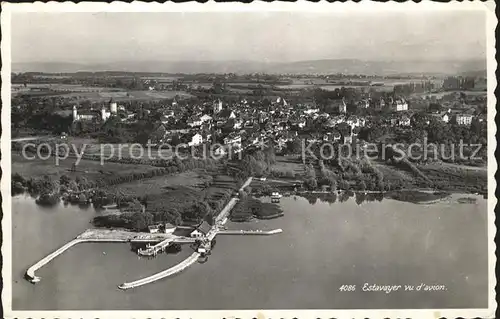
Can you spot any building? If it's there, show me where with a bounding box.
[430,111,450,123]
[213,145,227,156]
[398,115,411,127]
[72,105,96,122]
[187,116,203,128]
[163,223,176,234]
[190,221,212,238]
[332,131,341,142]
[218,109,236,119]
[101,105,111,121]
[276,96,288,106]
[187,133,203,146]
[304,108,319,115]
[213,100,223,114]
[358,99,370,109]
[352,127,361,137]
[343,134,353,144]
[200,114,213,123]
[455,114,474,126]
[109,100,118,114]
[148,225,160,234]
[377,98,386,110]
[394,98,408,111]
[337,99,347,114]
[346,116,365,128]
[224,133,242,148]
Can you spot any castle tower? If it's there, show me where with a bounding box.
[72,105,78,121]
[110,101,118,114]
[339,98,347,114]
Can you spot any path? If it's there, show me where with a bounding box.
[218,229,283,235]
[12,135,53,142]
[25,237,128,283]
[118,252,200,290]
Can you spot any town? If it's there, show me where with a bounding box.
[12,71,488,212]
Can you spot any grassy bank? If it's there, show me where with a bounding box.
[230,196,284,222]
[12,153,158,184]
[384,190,451,204]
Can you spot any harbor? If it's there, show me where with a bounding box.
[25,177,284,289]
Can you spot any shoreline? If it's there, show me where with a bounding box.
[253,188,484,205]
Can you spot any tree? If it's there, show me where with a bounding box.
[128,199,144,212]
[304,177,318,190]
[286,139,302,154]
[59,175,71,185]
[358,180,367,191]
[12,173,26,185]
[339,180,349,190]
[130,213,147,231]
[330,179,338,191]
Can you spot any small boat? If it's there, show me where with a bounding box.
[102,252,106,255]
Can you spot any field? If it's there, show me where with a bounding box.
[12,84,193,102]
[32,138,176,160]
[371,159,487,194]
[271,156,306,176]
[417,162,487,193]
[372,161,415,184]
[122,172,238,219]
[11,152,158,182]
[412,90,487,99]
[111,171,212,197]
[61,90,193,103]
[140,76,182,81]
[272,77,445,93]
[12,84,123,93]
[83,143,175,160]
[202,174,238,200]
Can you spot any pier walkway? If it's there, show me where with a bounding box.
[137,236,196,257]
[118,252,201,290]
[218,229,283,235]
[25,237,128,283]
[25,229,173,283]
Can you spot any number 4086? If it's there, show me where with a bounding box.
[339,285,356,292]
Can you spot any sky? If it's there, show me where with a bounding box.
[11,11,486,63]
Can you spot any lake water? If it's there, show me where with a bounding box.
[11,192,488,310]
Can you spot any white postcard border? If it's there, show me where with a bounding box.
[1,1,497,318]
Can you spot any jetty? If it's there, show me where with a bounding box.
[218,228,283,235]
[25,229,176,283]
[118,252,201,290]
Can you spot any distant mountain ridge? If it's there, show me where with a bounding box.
[12,59,486,76]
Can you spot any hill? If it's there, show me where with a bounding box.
[13,58,486,76]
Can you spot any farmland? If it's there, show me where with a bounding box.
[417,162,488,194]
[270,156,306,176]
[111,170,212,197]
[11,152,158,183]
[12,83,193,102]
